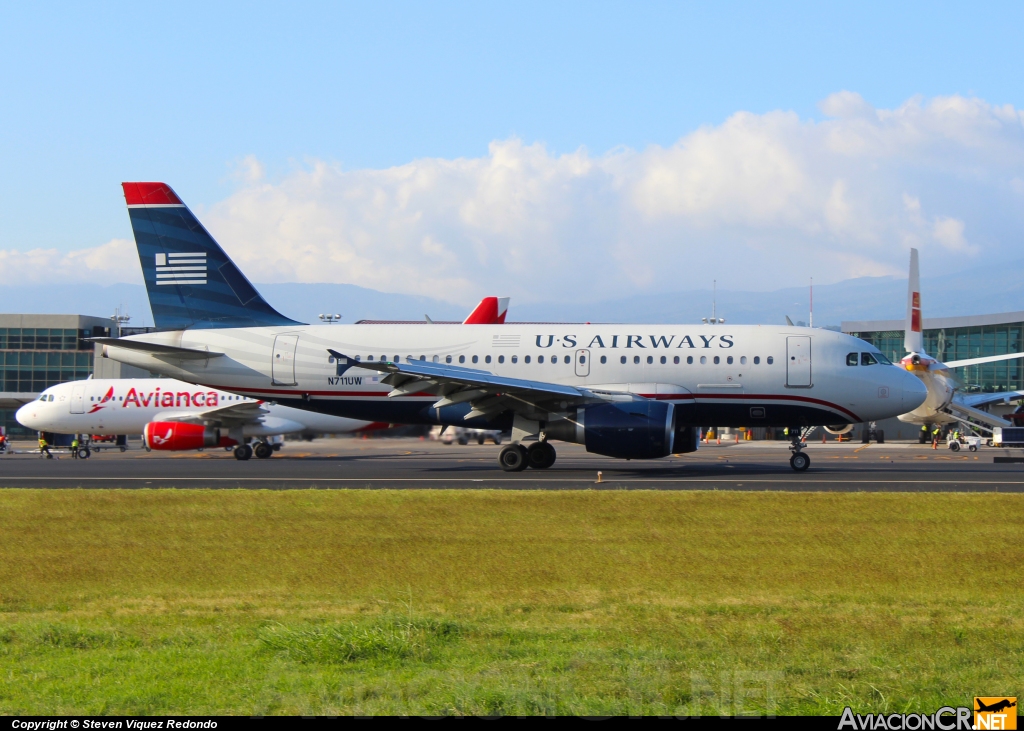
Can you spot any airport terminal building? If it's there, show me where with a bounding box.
[0,314,151,437]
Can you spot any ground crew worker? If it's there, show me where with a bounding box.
[38,433,53,459]
[71,436,80,459]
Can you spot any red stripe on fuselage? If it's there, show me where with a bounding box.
[198,384,861,422]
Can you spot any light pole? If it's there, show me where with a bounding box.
[319,314,342,324]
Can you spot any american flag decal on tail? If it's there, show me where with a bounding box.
[156,252,207,286]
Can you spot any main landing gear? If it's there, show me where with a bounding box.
[498,441,557,472]
[233,441,275,460]
[788,427,811,472]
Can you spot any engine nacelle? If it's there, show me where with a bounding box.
[144,421,235,451]
[547,401,676,459]
[823,424,854,435]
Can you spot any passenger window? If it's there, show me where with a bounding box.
[472,355,478,364]
[620,356,626,364]
[485,355,492,364]
[740,356,747,365]
[564,355,570,364]
[459,355,465,364]
[498,355,505,363]
[633,355,640,364]
[366,355,374,361]
[713,356,720,364]
[538,355,545,364]
[600,355,607,364]
[355,355,361,362]
[646,355,653,364]
[861,353,877,366]
[847,353,859,366]
[767,356,774,364]
[687,356,693,365]
[727,356,733,365]
[579,355,585,364]
[524,355,530,364]
[700,356,707,365]
[445,355,452,364]
[661,355,667,364]
[419,355,425,361]
[432,355,439,363]
[673,356,679,364]
[754,356,760,364]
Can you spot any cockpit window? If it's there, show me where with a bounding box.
[39,394,47,401]
[846,353,858,366]
[861,352,878,366]
[874,352,892,365]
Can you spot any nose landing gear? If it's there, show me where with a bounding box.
[789,428,811,472]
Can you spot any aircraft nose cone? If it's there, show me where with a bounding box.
[900,369,929,411]
[15,402,41,430]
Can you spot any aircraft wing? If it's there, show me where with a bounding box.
[154,401,268,427]
[944,352,1024,369]
[958,390,1024,409]
[328,350,636,420]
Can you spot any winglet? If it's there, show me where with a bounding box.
[464,296,510,324]
[905,248,923,354]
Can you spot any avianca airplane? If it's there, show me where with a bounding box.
[98,182,928,472]
[15,378,375,459]
[894,248,1024,432]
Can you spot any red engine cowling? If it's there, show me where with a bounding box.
[144,421,235,451]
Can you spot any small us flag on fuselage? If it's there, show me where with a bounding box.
[156,252,207,285]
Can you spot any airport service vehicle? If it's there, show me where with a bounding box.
[16,378,374,460]
[98,182,928,472]
[989,427,1024,448]
[946,433,981,452]
[431,425,503,445]
[893,249,1024,434]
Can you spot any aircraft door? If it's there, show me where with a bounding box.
[272,334,299,386]
[575,349,590,377]
[70,384,85,414]
[786,336,812,387]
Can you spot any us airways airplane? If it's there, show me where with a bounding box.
[97,182,928,472]
[15,378,375,459]
[894,248,1024,432]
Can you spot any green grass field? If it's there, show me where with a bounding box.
[0,489,1021,715]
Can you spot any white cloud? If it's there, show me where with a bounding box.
[24,93,1024,305]
[0,238,141,285]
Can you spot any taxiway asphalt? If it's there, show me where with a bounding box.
[2,438,1024,491]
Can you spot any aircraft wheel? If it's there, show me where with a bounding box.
[950,441,960,452]
[498,444,528,472]
[78,447,91,460]
[527,442,556,469]
[254,442,273,459]
[789,452,810,472]
[478,437,485,445]
[234,444,253,461]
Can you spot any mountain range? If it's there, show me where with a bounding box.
[3,256,1020,329]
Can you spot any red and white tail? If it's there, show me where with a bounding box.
[905,248,923,354]
[463,296,510,324]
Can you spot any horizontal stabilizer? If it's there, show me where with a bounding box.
[89,337,222,360]
[944,352,1024,369]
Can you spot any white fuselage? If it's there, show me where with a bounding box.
[100,324,928,429]
[16,378,371,436]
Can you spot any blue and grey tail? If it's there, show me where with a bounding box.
[122,182,302,330]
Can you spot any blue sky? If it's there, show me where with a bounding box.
[2,1,1023,301]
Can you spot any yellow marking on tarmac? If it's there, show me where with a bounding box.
[843,456,859,459]
[854,444,871,453]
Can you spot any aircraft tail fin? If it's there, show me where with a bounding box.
[463,296,510,324]
[121,183,302,330]
[905,248,923,354]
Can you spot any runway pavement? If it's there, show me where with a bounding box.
[3,437,1024,491]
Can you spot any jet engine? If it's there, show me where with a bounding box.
[546,401,699,459]
[823,424,854,435]
[144,421,236,451]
